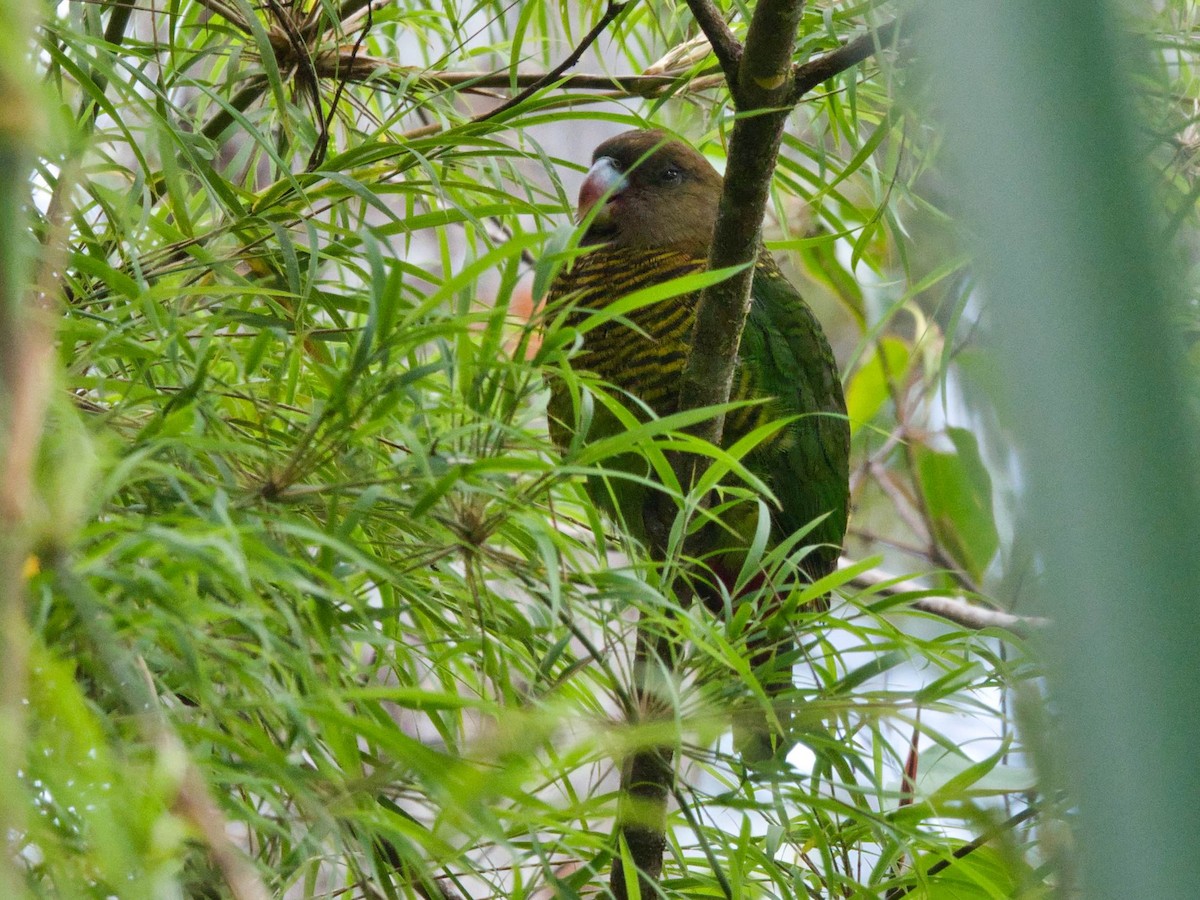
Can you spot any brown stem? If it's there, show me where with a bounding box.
[678,0,808,447]
[682,0,743,87]
[610,623,675,900]
[791,18,902,103]
[420,68,688,94]
[307,2,373,170]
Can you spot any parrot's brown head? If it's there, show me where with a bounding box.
[577,129,723,254]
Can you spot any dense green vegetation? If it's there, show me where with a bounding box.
[0,1,1196,897]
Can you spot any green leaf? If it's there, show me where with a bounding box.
[846,336,911,432]
[914,427,1000,581]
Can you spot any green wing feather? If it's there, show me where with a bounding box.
[738,258,850,582]
[730,259,850,762]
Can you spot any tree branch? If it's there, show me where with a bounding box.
[202,1,635,151]
[397,66,690,96]
[681,0,742,87]
[910,596,1046,636]
[791,18,902,103]
[430,68,680,92]
[612,11,910,894]
[844,558,1050,638]
[677,0,807,448]
[886,804,1040,898]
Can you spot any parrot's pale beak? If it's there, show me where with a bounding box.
[577,156,626,224]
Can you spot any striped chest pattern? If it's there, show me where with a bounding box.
[552,244,777,441]
[551,245,771,425]
[553,246,705,412]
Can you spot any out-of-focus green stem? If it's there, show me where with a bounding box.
[923,3,1200,897]
[0,0,42,895]
[0,157,31,899]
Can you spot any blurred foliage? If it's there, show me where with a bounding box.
[0,0,1194,897]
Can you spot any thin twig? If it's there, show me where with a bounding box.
[306,0,377,40]
[424,68,685,94]
[307,2,373,170]
[886,804,1040,898]
[191,0,250,33]
[171,751,272,900]
[844,558,1050,637]
[473,0,630,126]
[260,0,327,170]
[337,0,391,34]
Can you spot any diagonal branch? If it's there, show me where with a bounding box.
[682,0,742,87]
[844,558,1050,638]
[192,0,251,33]
[791,18,902,102]
[474,0,630,125]
[909,595,1047,636]
[886,804,1040,898]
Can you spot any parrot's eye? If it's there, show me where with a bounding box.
[659,165,683,183]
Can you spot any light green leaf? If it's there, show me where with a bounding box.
[915,427,1000,581]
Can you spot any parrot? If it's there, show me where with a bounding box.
[547,129,851,761]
